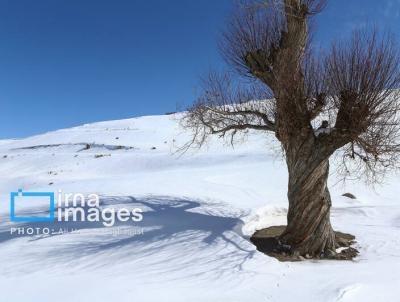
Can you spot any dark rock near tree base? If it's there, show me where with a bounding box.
[342,193,357,199]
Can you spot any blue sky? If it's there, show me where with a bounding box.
[0,0,399,138]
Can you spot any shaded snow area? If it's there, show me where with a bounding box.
[0,113,400,301]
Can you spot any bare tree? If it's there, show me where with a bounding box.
[181,0,400,259]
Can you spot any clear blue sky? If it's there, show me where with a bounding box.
[0,0,399,138]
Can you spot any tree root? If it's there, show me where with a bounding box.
[250,226,359,262]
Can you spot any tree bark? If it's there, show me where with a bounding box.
[279,137,337,258]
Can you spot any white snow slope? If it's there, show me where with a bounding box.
[0,113,399,302]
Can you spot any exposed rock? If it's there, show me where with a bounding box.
[342,193,357,199]
[94,154,111,158]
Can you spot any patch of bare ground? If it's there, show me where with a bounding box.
[250,226,358,261]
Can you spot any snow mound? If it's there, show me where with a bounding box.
[242,205,287,236]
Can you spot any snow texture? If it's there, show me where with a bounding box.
[0,113,399,301]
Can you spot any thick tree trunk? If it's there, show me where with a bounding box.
[250,141,358,260]
[279,138,337,258]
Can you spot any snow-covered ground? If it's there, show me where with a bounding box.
[0,113,399,301]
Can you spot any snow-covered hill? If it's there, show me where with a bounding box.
[0,113,399,301]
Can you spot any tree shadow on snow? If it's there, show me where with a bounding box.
[0,196,256,276]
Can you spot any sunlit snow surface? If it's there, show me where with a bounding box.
[0,114,399,301]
